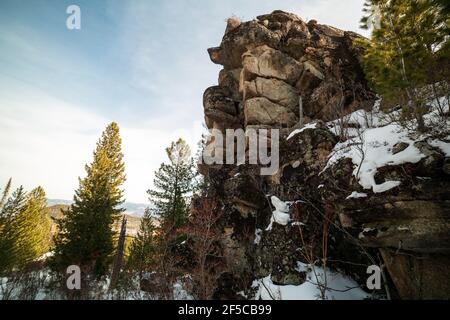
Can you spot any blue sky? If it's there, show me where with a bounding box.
[0,0,368,203]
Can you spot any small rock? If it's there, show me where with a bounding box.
[392,142,409,154]
[225,17,241,34]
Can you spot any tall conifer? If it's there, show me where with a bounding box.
[0,180,51,274]
[147,139,195,276]
[52,122,126,277]
[148,139,194,231]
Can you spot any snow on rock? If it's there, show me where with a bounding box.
[266,196,290,231]
[37,251,54,261]
[173,282,194,300]
[327,104,387,138]
[325,122,426,193]
[252,263,370,300]
[359,227,377,239]
[323,97,450,194]
[372,180,401,193]
[287,122,318,140]
[429,138,450,156]
[271,196,289,212]
[254,228,263,245]
[346,191,368,200]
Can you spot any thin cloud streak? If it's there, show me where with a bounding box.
[0,1,368,202]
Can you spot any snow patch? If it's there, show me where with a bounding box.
[325,123,425,193]
[292,160,301,168]
[37,251,54,261]
[253,263,370,300]
[287,122,318,140]
[266,196,290,231]
[359,227,377,239]
[173,282,194,300]
[429,139,450,156]
[254,228,263,245]
[346,191,368,200]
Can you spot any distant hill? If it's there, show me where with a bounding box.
[46,204,143,238]
[47,199,148,217]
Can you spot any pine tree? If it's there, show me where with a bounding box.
[52,122,126,278]
[148,138,195,231]
[147,138,195,276]
[0,180,26,273]
[127,208,156,278]
[429,0,450,15]
[11,186,52,268]
[358,0,449,131]
[0,178,12,210]
[193,135,212,197]
[0,180,51,274]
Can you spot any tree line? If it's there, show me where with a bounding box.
[0,122,222,299]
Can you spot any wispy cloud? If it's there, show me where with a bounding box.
[0,75,205,203]
[0,0,368,202]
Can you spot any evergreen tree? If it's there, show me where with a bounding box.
[358,0,449,131]
[0,178,12,210]
[148,138,195,231]
[0,180,51,274]
[193,135,212,197]
[11,187,52,268]
[147,138,195,276]
[0,180,26,273]
[52,122,126,277]
[429,0,450,15]
[127,208,156,278]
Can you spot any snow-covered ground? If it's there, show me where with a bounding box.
[255,197,372,300]
[252,262,371,300]
[0,268,193,300]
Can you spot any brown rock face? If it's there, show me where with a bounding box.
[201,10,449,299]
[242,45,304,85]
[244,77,298,110]
[244,97,297,127]
[204,10,375,131]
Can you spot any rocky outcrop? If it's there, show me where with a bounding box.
[321,139,450,299]
[201,11,450,299]
[204,11,376,135]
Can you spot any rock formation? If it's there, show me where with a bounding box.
[201,11,450,299]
